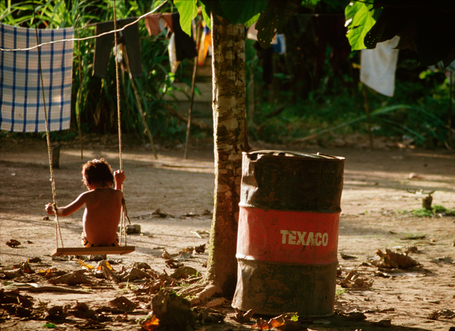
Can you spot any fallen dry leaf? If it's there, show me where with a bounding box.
[340,252,357,260]
[39,267,66,279]
[28,257,41,263]
[133,262,152,270]
[118,267,151,281]
[170,266,198,279]
[142,279,166,295]
[194,244,206,254]
[376,249,419,269]
[340,270,374,289]
[46,305,67,320]
[152,209,168,217]
[269,318,284,328]
[177,249,193,261]
[162,249,172,259]
[0,289,34,308]
[78,260,95,270]
[109,296,136,313]
[141,315,160,330]
[19,261,34,274]
[232,308,255,324]
[125,224,141,234]
[2,268,23,279]
[76,319,105,329]
[97,261,121,282]
[96,260,113,270]
[405,245,418,254]
[203,297,228,308]
[165,259,183,269]
[6,239,21,248]
[252,318,269,330]
[48,270,92,286]
[409,172,424,179]
[67,302,96,319]
[268,314,302,331]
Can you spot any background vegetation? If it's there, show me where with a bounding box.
[1,0,453,148]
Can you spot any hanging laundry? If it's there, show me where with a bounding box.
[198,23,211,66]
[144,13,173,36]
[0,23,73,132]
[172,12,197,62]
[272,34,286,54]
[93,18,142,78]
[360,36,400,97]
[168,32,179,73]
[429,59,455,73]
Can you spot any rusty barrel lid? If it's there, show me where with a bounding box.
[240,150,345,212]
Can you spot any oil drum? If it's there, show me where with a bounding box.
[232,150,344,316]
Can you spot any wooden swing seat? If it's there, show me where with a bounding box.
[51,246,135,257]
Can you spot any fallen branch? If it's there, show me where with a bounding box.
[19,285,90,294]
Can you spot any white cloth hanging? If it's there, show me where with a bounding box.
[360,36,400,97]
[168,32,179,73]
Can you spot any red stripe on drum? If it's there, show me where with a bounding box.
[236,206,339,264]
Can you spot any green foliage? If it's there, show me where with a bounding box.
[411,205,455,217]
[195,0,301,47]
[411,208,435,218]
[336,286,346,296]
[202,0,267,25]
[3,0,454,148]
[247,44,453,147]
[174,0,197,36]
[0,0,36,25]
[1,0,195,142]
[43,322,57,329]
[343,1,455,66]
[345,1,380,50]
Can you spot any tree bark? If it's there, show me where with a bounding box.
[204,14,247,298]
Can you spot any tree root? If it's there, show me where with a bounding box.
[177,281,223,307]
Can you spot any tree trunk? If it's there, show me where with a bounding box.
[205,14,247,298]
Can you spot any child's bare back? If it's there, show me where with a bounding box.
[45,158,125,247]
[80,187,123,245]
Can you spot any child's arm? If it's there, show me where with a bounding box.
[45,192,87,217]
[114,170,125,191]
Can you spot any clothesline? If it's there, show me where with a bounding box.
[0,1,166,52]
[0,0,204,133]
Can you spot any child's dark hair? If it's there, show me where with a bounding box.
[82,158,114,188]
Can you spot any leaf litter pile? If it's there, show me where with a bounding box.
[336,244,455,328]
[2,242,455,330]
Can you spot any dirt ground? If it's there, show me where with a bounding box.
[1,134,455,331]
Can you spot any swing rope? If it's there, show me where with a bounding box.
[31,3,65,250]
[35,0,130,252]
[113,0,123,172]
[113,0,128,247]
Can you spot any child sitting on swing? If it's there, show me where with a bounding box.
[45,158,125,247]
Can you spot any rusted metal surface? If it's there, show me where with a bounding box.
[232,150,344,316]
[239,150,344,212]
[234,259,338,316]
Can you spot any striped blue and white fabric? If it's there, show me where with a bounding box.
[0,23,74,132]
